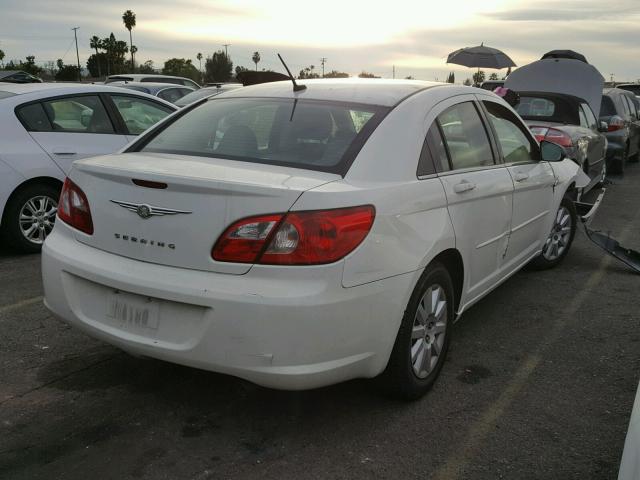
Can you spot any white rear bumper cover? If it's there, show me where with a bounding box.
[42,226,414,390]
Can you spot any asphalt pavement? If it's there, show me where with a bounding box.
[1,163,639,480]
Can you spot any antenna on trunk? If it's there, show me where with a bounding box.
[278,53,306,92]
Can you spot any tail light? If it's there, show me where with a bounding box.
[212,205,375,265]
[57,178,94,235]
[607,115,625,132]
[529,125,573,148]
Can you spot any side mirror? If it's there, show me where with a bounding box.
[540,140,566,162]
[598,121,608,133]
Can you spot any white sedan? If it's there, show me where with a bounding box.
[0,83,177,252]
[42,79,585,398]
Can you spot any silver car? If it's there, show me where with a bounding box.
[110,82,195,105]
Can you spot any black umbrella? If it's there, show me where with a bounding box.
[447,43,516,70]
[541,50,588,63]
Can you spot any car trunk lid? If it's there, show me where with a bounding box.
[69,152,340,274]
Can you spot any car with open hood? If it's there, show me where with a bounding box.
[505,55,607,192]
[42,79,587,398]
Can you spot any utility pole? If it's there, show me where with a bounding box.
[222,43,231,57]
[392,65,395,79]
[72,27,81,82]
[320,57,327,77]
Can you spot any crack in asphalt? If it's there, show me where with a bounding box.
[0,296,43,316]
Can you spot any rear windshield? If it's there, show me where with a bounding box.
[600,96,616,117]
[515,95,578,124]
[105,76,133,84]
[0,91,17,100]
[137,97,389,175]
[516,96,556,117]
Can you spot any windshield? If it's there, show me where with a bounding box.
[137,97,389,175]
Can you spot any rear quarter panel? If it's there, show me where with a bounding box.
[292,179,454,288]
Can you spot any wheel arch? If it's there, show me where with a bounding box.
[1,176,63,227]
[430,248,464,313]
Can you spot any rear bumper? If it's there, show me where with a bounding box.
[42,225,413,390]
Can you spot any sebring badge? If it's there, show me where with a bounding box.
[110,200,192,219]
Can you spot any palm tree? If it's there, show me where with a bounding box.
[196,52,203,80]
[130,45,138,71]
[89,35,101,78]
[0,49,5,68]
[122,10,136,71]
[252,51,260,71]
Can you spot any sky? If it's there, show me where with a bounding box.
[1,0,640,82]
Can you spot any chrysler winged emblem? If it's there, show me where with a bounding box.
[110,200,192,219]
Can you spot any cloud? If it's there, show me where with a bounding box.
[1,0,640,82]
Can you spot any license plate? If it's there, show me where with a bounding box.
[106,292,160,330]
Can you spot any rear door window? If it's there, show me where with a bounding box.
[623,95,637,119]
[16,102,53,131]
[41,95,114,133]
[437,102,494,170]
[138,98,388,175]
[110,95,174,135]
[600,96,616,117]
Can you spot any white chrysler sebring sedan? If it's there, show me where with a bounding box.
[42,79,584,399]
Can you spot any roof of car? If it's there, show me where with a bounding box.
[0,83,178,109]
[218,78,450,107]
[603,87,636,96]
[110,81,195,91]
[0,82,113,94]
[106,74,192,81]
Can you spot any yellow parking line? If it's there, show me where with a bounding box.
[431,218,633,480]
[0,296,43,315]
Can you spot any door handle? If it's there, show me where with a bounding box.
[52,148,77,155]
[453,180,476,193]
[514,173,529,182]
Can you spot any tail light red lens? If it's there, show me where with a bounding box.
[608,115,625,132]
[529,125,573,148]
[212,205,375,265]
[57,178,94,235]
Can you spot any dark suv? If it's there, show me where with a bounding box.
[600,88,640,174]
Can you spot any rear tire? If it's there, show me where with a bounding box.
[528,197,576,270]
[379,262,454,400]
[0,183,60,253]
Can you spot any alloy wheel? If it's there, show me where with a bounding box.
[19,195,58,244]
[542,206,572,261]
[411,284,447,379]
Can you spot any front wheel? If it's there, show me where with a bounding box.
[528,197,577,270]
[379,262,454,400]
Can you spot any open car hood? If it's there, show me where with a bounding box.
[505,58,605,117]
